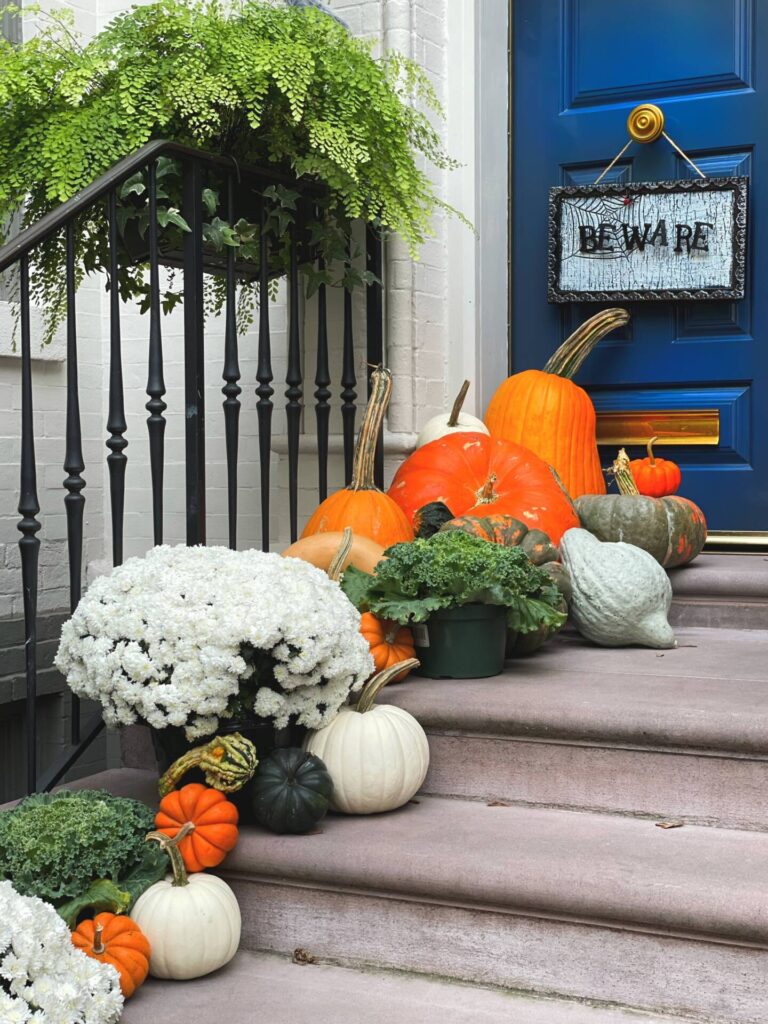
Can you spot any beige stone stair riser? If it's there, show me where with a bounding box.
[418,732,768,830]
[225,878,768,1024]
[670,599,768,630]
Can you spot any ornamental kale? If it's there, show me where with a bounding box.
[342,531,567,634]
[0,789,166,927]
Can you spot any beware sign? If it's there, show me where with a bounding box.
[547,177,747,302]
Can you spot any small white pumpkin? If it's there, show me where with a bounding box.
[305,659,429,814]
[560,527,676,649]
[416,380,489,448]
[131,825,241,980]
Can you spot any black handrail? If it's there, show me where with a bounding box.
[0,139,323,273]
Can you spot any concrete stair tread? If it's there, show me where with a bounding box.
[85,769,768,946]
[669,553,768,600]
[121,951,688,1024]
[388,627,768,754]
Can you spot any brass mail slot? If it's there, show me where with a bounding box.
[596,409,720,447]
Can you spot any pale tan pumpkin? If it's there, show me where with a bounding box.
[282,530,385,577]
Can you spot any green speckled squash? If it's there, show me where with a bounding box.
[575,449,706,568]
[251,748,333,835]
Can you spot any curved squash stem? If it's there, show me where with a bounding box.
[355,658,420,713]
[145,822,195,888]
[350,366,392,492]
[327,527,354,582]
[646,436,658,466]
[611,448,640,496]
[543,309,630,379]
[447,380,470,427]
[477,473,498,504]
[92,923,106,955]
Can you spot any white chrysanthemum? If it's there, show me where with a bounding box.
[56,544,374,737]
[0,882,123,1024]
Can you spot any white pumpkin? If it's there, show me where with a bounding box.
[416,380,489,448]
[305,659,429,814]
[131,827,241,980]
[560,527,676,649]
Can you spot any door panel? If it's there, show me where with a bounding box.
[511,0,767,531]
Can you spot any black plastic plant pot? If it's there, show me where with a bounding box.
[412,604,507,679]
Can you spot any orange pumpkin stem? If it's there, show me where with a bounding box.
[447,380,470,427]
[646,436,658,466]
[612,448,640,496]
[92,923,106,956]
[350,366,391,492]
[477,474,498,504]
[543,309,630,379]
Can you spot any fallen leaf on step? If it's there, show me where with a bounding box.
[655,820,684,829]
[655,653,665,658]
[292,948,317,965]
[487,800,510,807]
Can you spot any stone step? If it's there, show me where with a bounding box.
[121,950,691,1024]
[669,553,768,629]
[387,626,768,829]
[90,769,768,1024]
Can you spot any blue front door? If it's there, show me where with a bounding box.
[511,0,767,533]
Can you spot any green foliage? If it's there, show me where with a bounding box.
[0,789,166,925]
[342,531,568,634]
[0,0,461,341]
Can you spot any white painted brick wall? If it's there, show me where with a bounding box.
[0,0,470,610]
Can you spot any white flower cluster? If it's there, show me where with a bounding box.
[0,881,123,1024]
[56,545,374,739]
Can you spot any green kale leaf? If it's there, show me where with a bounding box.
[342,531,566,634]
[0,789,166,923]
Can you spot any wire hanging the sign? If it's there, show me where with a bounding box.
[595,104,706,184]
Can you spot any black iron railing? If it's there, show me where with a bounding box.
[0,141,384,795]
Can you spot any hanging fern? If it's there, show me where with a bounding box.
[0,0,462,341]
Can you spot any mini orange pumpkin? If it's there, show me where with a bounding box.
[360,613,416,682]
[629,437,682,497]
[71,913,150,998]
[302,367,414,548]
[155,782,239,873]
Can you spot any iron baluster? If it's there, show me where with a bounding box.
[256,198,274,552]
[106,191,128,567]
[182,158,206,545]
[340,247,357,485]
[17,254,41,793]
[285,221,302,543]
[146,160,167,546]
[314,253,331,501]
[366,226,385,489]
[222,173,241,550]
[63,222,86,745]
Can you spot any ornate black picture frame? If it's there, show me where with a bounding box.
[547,176,748,303]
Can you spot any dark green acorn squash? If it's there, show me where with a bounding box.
[251,748,333,835]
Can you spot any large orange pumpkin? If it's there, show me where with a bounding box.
[71,913,151,998]
[302,367,414,547]
[388,433,579,544]
[155,782,239,873]
[484,309,630,498]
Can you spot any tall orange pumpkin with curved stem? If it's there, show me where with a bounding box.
[302,366,414,547]
[485,309,630,498]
